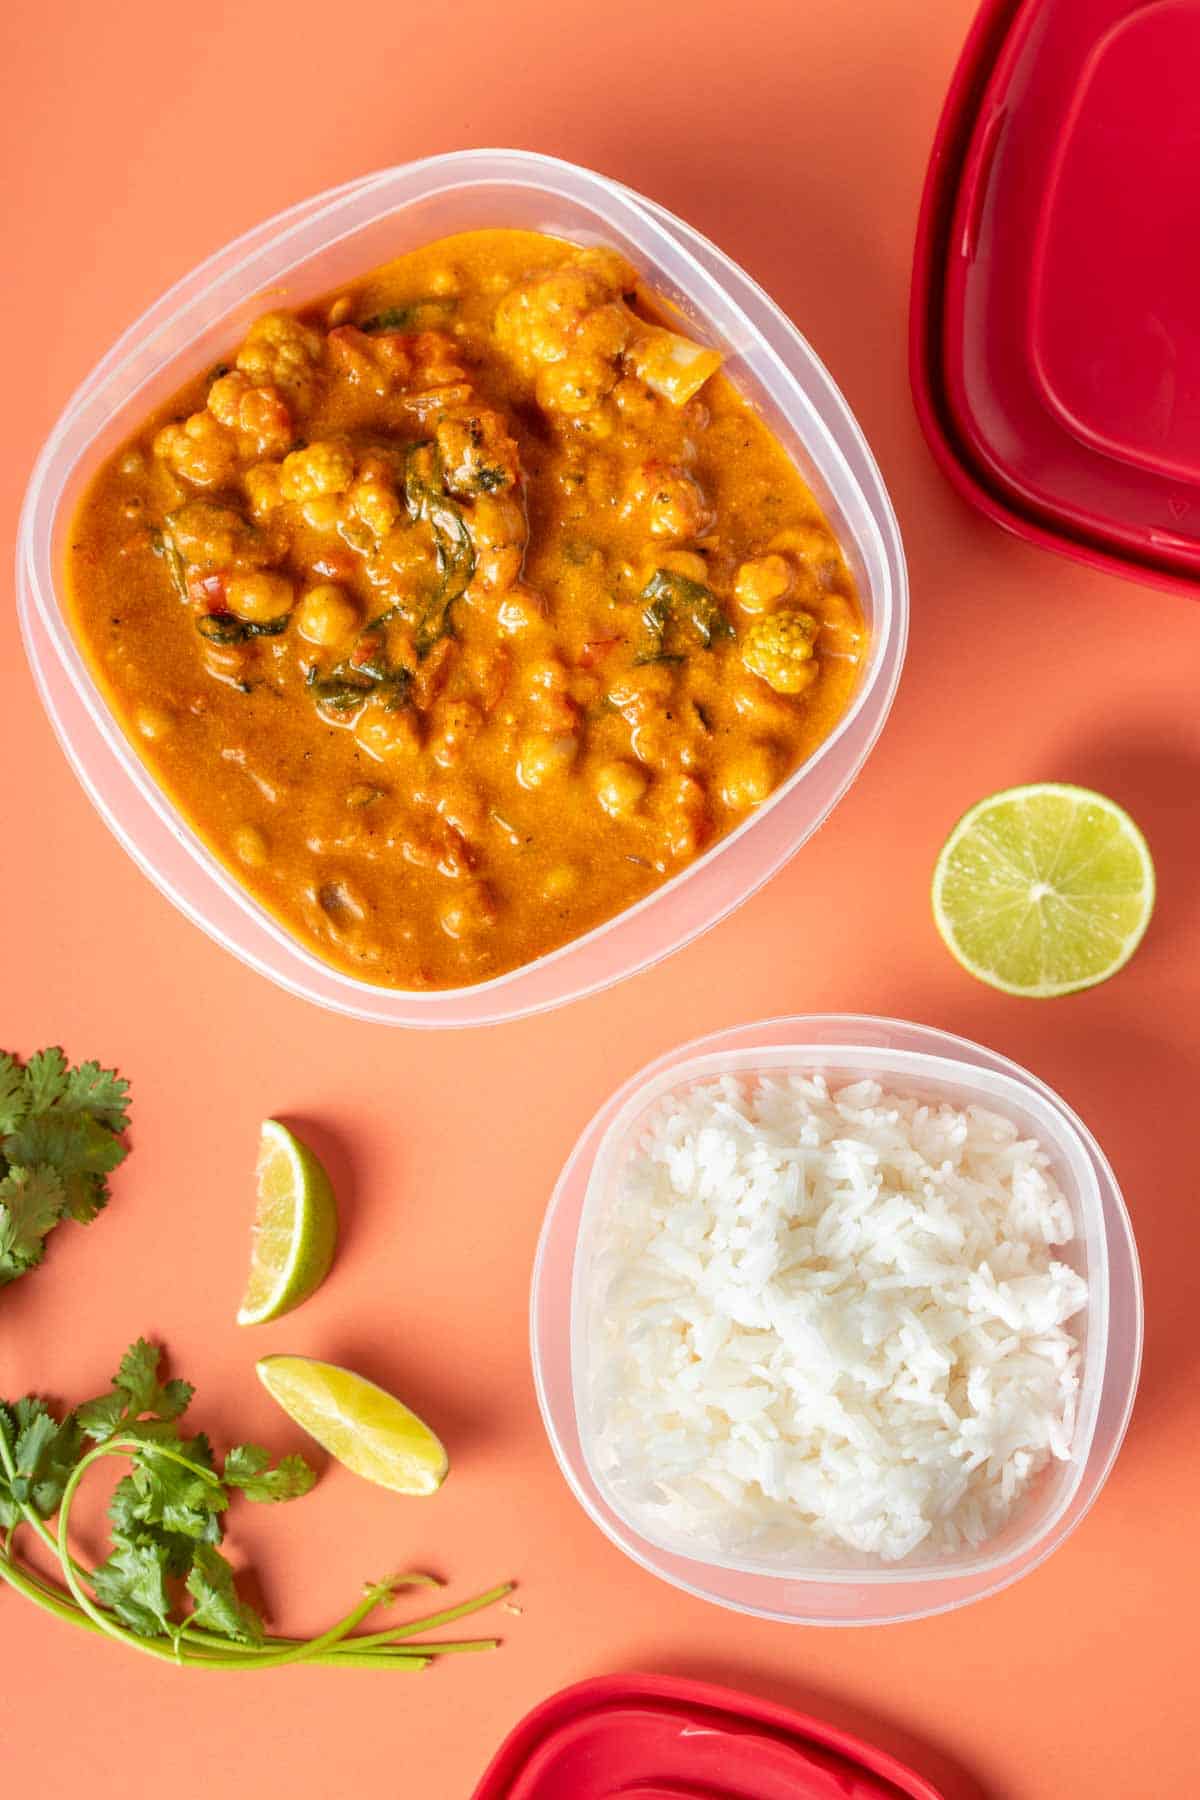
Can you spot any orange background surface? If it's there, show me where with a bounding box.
[2,1,1199,1794]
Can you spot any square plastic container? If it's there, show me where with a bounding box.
[531,1016,1142,1625]
[18,151,907,1027]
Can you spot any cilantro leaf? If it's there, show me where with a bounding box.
[91,1538,174,1637]
[4,1112,126,1224]
[77,1340,194,1442]
[107,1478,203,1578]
[0,1166,67,1283]
[11,1399,83,1517]
[124,1440,226,1541]
[223,1444,316,1502]
[0,1054,26,1135]
[186,1543,265,1645]
[22,1048,69,1113]
[0,1047,131,1285]
[60,1061,131,1133]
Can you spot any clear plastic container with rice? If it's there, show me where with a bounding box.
[532,1017,1142,1624]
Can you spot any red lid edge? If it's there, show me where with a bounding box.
[471,1673,947,1799]
[908,0,1200,599]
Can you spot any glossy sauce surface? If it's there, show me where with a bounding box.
[67,230,864,988]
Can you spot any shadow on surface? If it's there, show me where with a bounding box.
[318,1330,491,1465]
[1051,726,1200,953]
[272,1113,362,1260]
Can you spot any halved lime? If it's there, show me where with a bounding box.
[236,1121,338,1326]
[256,1355,448,1495]
[932,783,1155,996]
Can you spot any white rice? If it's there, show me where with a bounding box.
[583,1073,1088,1565]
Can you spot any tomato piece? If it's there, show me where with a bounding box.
[186,569,228,610]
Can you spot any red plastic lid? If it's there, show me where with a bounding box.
[471,1675,945,1799]
[910,0,1200,595]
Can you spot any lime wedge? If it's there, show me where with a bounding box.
[236,1121,338,1326]
[256,1355,448,1495]
[932,782,1155,996]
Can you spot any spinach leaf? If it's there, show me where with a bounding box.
[635,569,731,664]
[359,296,458,333]
[404,442,476,656]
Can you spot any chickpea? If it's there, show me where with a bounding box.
[571,408,615,442]
[232,824,269,868]
[345,783,385,808]
[225,571,294,624]
[496,585,546,635]
[647,547,710,586]
[135,704,175,742]
[430,699,482,769]
[624,462,713,541]
[536,354,616,415]
[766,524,840,598]
[295,583,360,647]
[659,774,710,861]
[348,475,401,540]
[243,463,283,519]
[354,702,421,761]
[611,376,660,427]
[542,863,579,902]
[734,553,794,614]
[301,494,344,533]
[526,655,570,695]
[574,297,635,361]
[438,881,498,940]
[594,759,648,820]
[718,743,779,810]
[517,731,577,789]
[816,590,864,653]
[606,660,676,712]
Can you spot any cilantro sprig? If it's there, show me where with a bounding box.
[0,1341,511,1671]
[0,1048,131,1287]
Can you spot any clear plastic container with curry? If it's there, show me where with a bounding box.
[66,229,865,990]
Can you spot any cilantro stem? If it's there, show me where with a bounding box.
[8,1421,511,1671]
[349,1581,515,1646]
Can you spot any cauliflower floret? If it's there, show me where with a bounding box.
[279,440,356,503]
[494,248,636,382]
[207,370,293,456]
[348,471,402,540]
[741,609,820,695]
[326,324,413,396]
[535,353,618,416]
[236,311,323,406]
[243,462,284,519]
[163,500,271,571]
[153,411,237,487]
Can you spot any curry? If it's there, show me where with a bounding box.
[66,230,865,989]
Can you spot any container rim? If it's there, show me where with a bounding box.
[19,151,908,1023]
[907,0,1200,599]
[530,1014,1143,1625]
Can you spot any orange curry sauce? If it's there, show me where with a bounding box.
[66,230,865,989]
